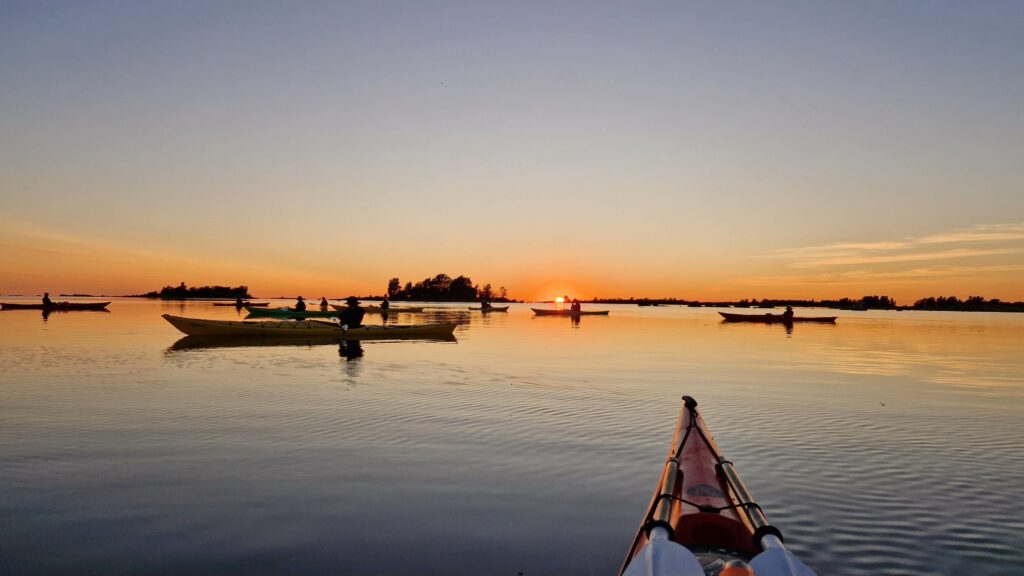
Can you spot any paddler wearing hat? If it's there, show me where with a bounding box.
[337,296,365,329]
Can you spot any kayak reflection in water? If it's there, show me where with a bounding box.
[319,296,329,311]
[338,296,365,328]
[338,340,363,361]
[294,296,306,311]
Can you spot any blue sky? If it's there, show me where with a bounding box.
[2,1,1022,300]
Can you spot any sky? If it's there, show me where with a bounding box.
[1,1,1022,303]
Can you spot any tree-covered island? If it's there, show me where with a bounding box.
[387,274,512,302]
[135,283,252,300]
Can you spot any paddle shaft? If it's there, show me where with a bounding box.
[718,450,817,575]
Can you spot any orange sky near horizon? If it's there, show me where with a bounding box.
[2,220,1022,304]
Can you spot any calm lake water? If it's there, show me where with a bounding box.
[1,299,1022,575]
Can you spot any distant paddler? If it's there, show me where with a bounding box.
[380,296,390,313]
[783,305,794,322]
[319,296,330,311]
[294,296,307,312]
[234,296,244,308]
[480,299,492,311]
[570,298,581,312]
[337,296,365,329]
[42,292,53,308]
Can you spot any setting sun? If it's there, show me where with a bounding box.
[554,297,565,303]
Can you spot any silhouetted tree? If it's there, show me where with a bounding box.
[478,283,494,301]
[389,273,510,301]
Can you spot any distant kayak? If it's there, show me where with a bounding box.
[532,308,609,316]
[619,396,817,576]
[162,314,456,338]
[468,306,509,312]
[1,301,110,311]
[212,302,270,307]
[719,312,836,324]
[245,307,340,318]
[329,304,424,313]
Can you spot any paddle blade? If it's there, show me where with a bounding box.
[749,545,817,576]
[622,529,705,576]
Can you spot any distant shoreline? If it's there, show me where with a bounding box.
[5,294,1021,313]
[579,297,1024,313]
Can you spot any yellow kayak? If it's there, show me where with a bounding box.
[169,332,456,350]
[162,314,456,338]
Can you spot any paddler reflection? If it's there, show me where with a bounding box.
[339,340,364,361]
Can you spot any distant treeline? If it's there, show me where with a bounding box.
[737,295,898,310]
[587,294,1023,312]
[911,296,1024,312]
[583,296,897,308]
[387,274,513,302]
[139,283,252,299]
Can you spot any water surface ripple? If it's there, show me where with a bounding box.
[1,301,1022,575]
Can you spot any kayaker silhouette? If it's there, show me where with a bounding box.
[782,306,794,322]
[380,296,390,311]
[294,296,306,311]
[571,298,581,312]
[234,296,243,307]
[319,297,329,311]
[42,292,52,307]
[338,296,365,328]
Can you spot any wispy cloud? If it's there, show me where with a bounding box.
[766,223,1024,269]
[789,247,1024,269]
[0,219,358,294]
[739,264,1024,287]
[739,223,1024,298]
[916,223,1024,245]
